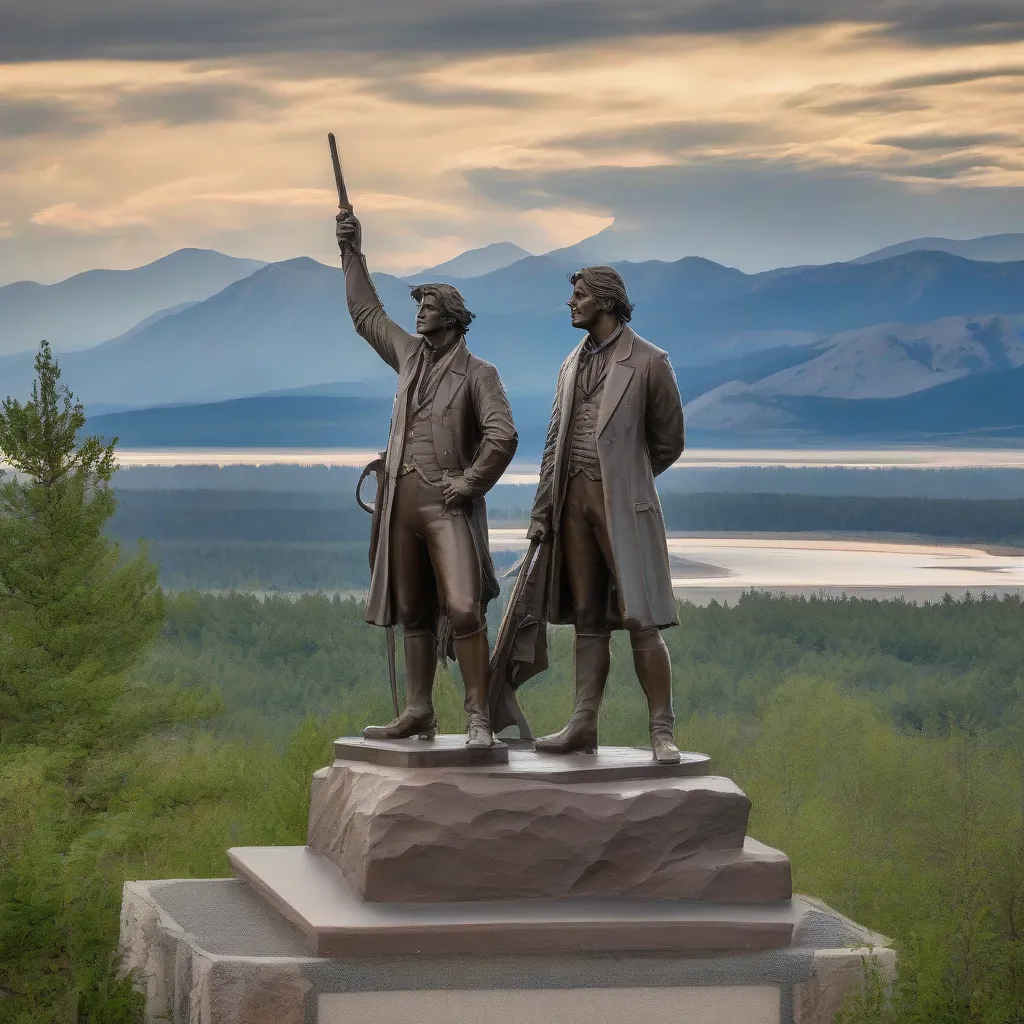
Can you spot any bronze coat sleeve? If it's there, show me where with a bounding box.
[646,351,685,477]
[342,251,415,372]
[529,362,566,531]
[461,362,519,497]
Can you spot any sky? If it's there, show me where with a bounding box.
[3,1,1024,283]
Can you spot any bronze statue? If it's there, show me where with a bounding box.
[527,266,684,763]
[335,211,518,748]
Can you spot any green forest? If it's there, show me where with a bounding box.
[4,343,1024,1022]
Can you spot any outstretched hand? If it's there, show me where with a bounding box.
[336,211,362,254]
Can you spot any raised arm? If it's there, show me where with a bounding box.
[337,212,416,372]
[646,350,685,477]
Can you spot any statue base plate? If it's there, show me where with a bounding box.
[337,735,509,768]
[334,736,710,780]
[229,845,799,957]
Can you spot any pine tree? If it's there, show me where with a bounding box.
[0,341,164,748]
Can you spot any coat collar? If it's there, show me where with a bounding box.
[598,327,637,435]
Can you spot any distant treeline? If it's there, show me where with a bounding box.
[110,489,1024,546]
[112,463,1024,500]
[660,492,1024,542]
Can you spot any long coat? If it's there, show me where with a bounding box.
[530,327,684,632]
[344,254,518,627]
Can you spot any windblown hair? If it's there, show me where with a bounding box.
[409,282,476,332]
[569,266,634,323]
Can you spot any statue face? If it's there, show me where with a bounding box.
[415,293,446,336]
[567,279,602,331]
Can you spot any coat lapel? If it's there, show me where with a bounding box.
[598,327,636,436]
[385,346,424,476]
[557,344,581,444]
[432,340,470,413]
[551,342,584,513]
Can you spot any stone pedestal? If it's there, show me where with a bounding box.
[120,737,896,1023]
[119,879,895,1024]
[304,741,788,904]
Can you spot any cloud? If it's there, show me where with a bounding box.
[31,201,154,234]
[789,63,1024,119]
[4,1,1024,63]
[116,80,289,125]
[548,120,757,155]
[874,3,1024,45]
[873,131,1021,151]
[0,98,101,138]
[363,76,547,109]
[886,65,1024,90]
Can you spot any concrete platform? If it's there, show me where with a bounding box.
[119,877,895,1024]
[229,845,799,957]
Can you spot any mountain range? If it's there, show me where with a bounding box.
[0,248,266,357]
[407,242,533,280]
[854,233,1024,265]
[5,232,1024,444]
[685,315,1024,437]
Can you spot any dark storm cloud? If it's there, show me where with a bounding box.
[4,1,1024,63]
[116,81,289,125]
[873,3,1024,45]
[874,131,1021,151]
[550,121,757,155]
[0,99,100,139]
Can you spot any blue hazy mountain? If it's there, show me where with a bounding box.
[87,391,555,454]
[853,234,1024,265]
[768,366,1024,440]
[410,242,533,280]
[81,316,1024,450]
[0,248,266,356]
[0,257,416,407]
[8,246,1024,428]
[87,395,397,450]
[686,315,1024,438]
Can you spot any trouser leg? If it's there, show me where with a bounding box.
[422,487,492,746]
[631,627,680,764]
[363,475,438,740]
[535,473,613,755]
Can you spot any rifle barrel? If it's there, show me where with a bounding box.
[328,132,352,212]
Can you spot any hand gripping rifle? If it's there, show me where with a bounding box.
[328,132,354,254]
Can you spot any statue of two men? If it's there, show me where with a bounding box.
[336,211,684,763]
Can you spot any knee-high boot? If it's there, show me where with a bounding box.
[455,626,493,748]
[534,632,611,754]
[363,630,438,740]
[631,628,681,764]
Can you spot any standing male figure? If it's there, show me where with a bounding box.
[528,266,684,763]
[336,211,517,747]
